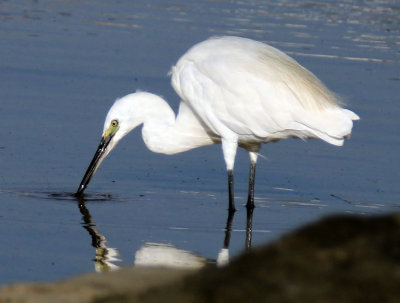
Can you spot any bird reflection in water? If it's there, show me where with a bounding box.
[74,197,255,270]
[76,197,122,272]
[218,207,253,266]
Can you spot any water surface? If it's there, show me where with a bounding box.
[0,0,399,286]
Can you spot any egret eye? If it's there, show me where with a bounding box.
[111,120,119,127]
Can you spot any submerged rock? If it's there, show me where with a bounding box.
[1,214,400,303]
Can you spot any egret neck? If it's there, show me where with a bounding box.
[138,93,216,155]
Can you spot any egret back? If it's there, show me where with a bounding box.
[171,36,359,146]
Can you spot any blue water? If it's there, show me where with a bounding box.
[0,0,399,286]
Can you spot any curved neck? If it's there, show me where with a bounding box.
[140,95,215,155]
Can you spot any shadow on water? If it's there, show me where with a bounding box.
[66,193,256,271]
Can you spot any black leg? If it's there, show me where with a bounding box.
[228,169,236,212]
[246,162,256,209]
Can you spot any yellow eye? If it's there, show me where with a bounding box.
[111,120,119,127]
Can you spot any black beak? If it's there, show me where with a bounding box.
[76,134,114,196]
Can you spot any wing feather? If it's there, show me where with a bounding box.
[171,36,358,145]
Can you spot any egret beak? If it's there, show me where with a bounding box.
[76,123,119,196]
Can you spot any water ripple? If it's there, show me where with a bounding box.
[0,189,120,202]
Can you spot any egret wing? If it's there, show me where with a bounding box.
[172,36,358,144]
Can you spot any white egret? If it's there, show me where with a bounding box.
[76,36,359,211]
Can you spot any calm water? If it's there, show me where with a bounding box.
[0,0,399,285]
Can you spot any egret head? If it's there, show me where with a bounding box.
[76,94,143,196]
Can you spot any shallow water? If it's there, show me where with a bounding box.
[0,0,399,285]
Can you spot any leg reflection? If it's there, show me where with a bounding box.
[217,210,235,266]
[223,210,235,249]
[218,206,255,266]
[246,206,254,251]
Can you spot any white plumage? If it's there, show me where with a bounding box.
[172,36,358,147]
[76,36,359,211]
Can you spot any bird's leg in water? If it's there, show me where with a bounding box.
[246,151,258,209]
[228,170,235,212]
[246,162,256,209]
